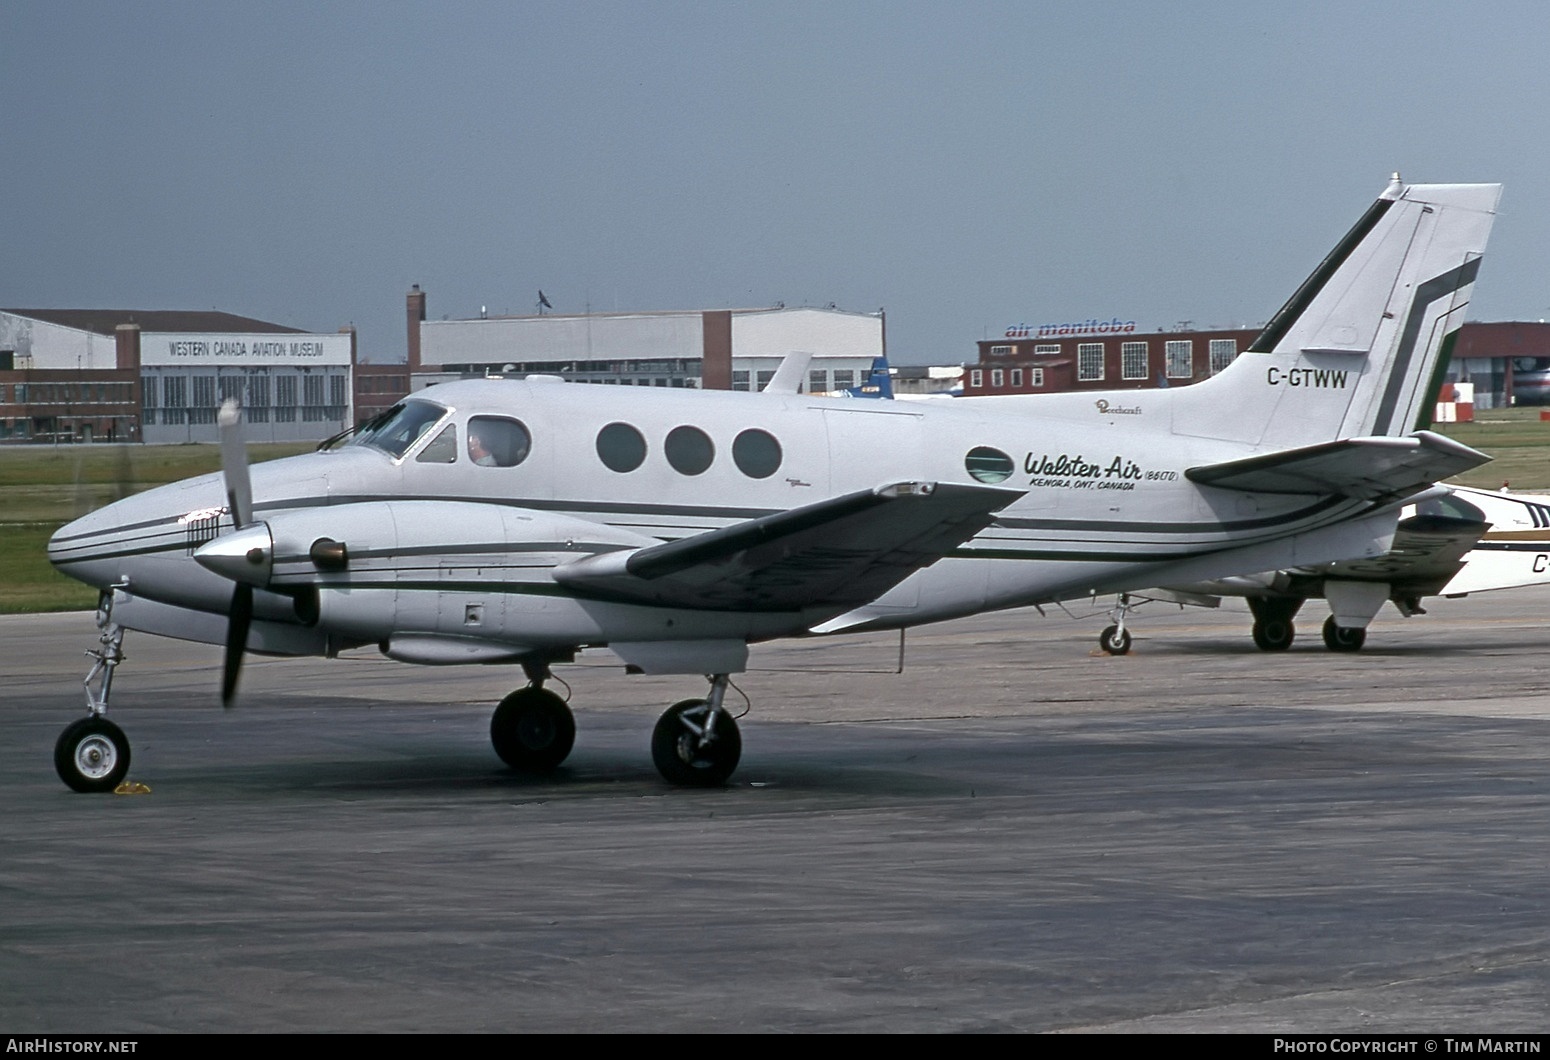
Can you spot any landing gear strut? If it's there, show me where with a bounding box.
[651,674,742,786]
[490,661,576,773]
[56,591,132,793]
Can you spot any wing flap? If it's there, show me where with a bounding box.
[1185,430,1488,501]
[553,481,1020,611]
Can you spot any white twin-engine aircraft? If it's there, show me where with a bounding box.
[48,178,1500,791]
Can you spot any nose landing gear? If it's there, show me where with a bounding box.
[56,591,132,793]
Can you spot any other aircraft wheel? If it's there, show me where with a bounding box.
[1322,615,1367,652]
[1252,618,1295,651]
[1098,624,1132,655]
[490,687,576,772]
[54,716,131,793]
[651,699,742,787]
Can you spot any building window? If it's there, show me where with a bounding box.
[162,376,187,425]
[1011,368,1023,388]
[991,369,1003,388]
[1034,344,1060,356]
[189,376,217,424]
[246,374,270,423]
[1031,368,1044,388]
[275,375,296,422]
[732,370,751,392]
[1209,339,1238,375]
[1078,344,1104,381]
[832,370,855,390]
[970,369,983,389]
[1166,340,1193,379]
[756,370,775,392]
[989,345,1013,357]
[1121,342,1148,380]
[808,369,828,394]
[142,376,157,410]
[330,375,347,409]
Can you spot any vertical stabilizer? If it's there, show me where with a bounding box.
[1172,179,1499,448]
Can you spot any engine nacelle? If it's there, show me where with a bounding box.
[252,500,656,644]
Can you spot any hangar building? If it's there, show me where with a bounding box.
[0,309,356,443]
[406,286,884,395]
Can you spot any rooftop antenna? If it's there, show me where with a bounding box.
[537,290,552,315]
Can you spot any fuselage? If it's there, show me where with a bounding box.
[49,376,1395,655]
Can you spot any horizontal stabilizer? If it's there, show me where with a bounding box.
[554,481,1020,612]
[1185,430,1488,501]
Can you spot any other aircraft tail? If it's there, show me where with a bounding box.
[1170,177,1500,450]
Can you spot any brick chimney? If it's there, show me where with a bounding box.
[406,284,426,372]
[114,323,141,370]
[701,310,732,390]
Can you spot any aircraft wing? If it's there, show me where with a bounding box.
[553,481,1020,611]
[1305,511,1486,588]
[1185,430,1488,501]
[1154,511,1488,604]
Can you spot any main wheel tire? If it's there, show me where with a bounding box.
[1099,624,1132,655]
[1322,615,1367,652]
[651,699,742,787]
[55,716,131,793]
[1252,618,1295,651]
[490,688,575,772]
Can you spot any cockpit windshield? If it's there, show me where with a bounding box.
[349,401,448,459]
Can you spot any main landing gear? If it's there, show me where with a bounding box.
[489,661,576,773]
[1321,614,1367,652]
[1248,597,1303,652]
[488,666,743,786]
[651,675,742,787]
[56,593,132,793]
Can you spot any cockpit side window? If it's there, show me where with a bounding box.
[351,401,448,459]
[467,416,532,468]
[415,423,458,464]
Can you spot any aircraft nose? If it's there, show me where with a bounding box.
[48,504,124,584]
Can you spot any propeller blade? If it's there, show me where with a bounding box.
[222,583,253,707]
[218,399,253,528]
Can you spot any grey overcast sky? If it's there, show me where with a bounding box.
[5,1,1550,364]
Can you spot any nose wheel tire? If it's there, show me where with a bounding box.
[491,688,576,772]
[1098,624,1132,655]
[55,717,131,793]
[1322,615,1367,652]
[652,699,742,787]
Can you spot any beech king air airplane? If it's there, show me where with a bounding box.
[48,177,1500,791]
[1093,482,1550,655]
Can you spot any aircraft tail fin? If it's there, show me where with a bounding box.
[850,356,894,399]
[1172,178,1500,449]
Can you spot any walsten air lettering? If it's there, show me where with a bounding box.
[1022,453,1145,479]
